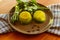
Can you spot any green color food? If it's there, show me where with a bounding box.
[19,11,32,24]
[33,10,46,23]
[11,0,48,24]
[11,5,20,23]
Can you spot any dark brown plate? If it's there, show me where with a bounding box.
[8,3,53,35]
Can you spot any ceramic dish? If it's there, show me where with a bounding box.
[7,3,53,34]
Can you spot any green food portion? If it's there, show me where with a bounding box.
[19,11,32,24]
[11,0,47,24]
[11,5,20,23]
[33,10,46,23]
[16,0,22,3]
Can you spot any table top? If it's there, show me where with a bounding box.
[0,0,60,40]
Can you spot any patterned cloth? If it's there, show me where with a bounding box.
[0,3,60,35]
[0,14,13,34]
[47,3,60,35]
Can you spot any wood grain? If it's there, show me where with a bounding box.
[0,0,60,40]
[0,32,60,40]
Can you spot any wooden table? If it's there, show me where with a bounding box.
[0,0,60,40]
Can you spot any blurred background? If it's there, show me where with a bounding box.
[0,0,58,13]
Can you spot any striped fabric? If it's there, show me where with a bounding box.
[47,3,60,35]
[0,14,13,34]
[0,3,60,35]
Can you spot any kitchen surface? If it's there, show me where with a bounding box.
[0,0,60,40]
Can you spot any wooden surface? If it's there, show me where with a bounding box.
[0,32,60,40]
[0,0,60,40]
